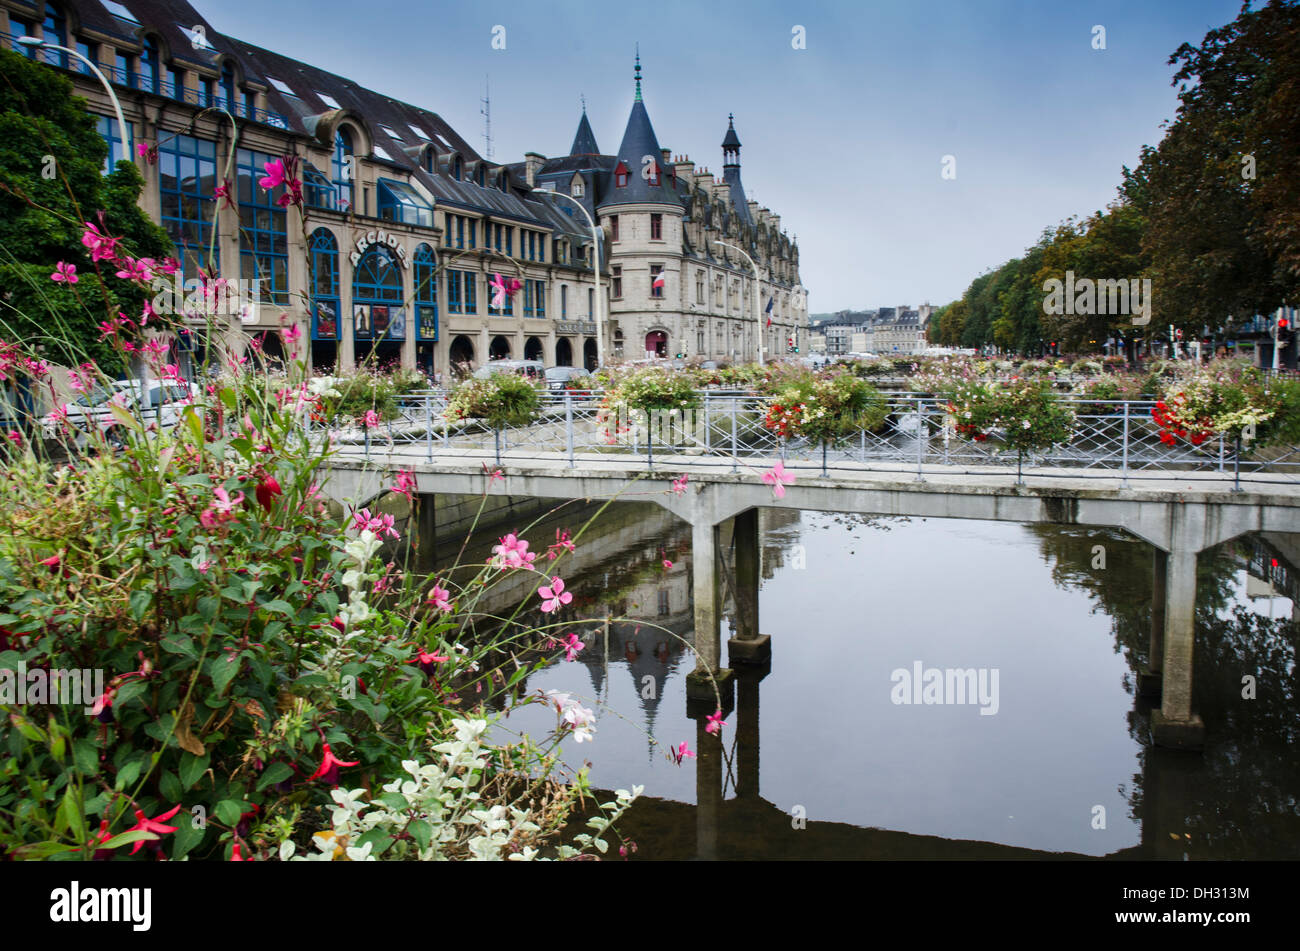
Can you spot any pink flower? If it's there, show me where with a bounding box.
[114,256,155,283]
[126,804,182,855]
[561,632,584,661]
[705,709,726,734]
[258,158,287,191]
[5,430,21,448]
[362,409,380,429]
[547,528,575,560]
[81,221,119,262]
[489,273,522,309]
[135,142,158,165]
[411,646,450,677]
[662,559,673,569]
[351,508,399,539]
[492,534,536,570]
[212,179,235,209]
[307,744,359,786]
[426,583,453,612]
[670,473,688,496]
[282,322,303,347]
[538,576,573,613]
[393,470,417,500]
[761,460,796,499]
[670,741,696,764]
[50,261,78,285]
[201,486,244,529]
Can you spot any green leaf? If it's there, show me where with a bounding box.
[159,769,182,803]
[114,678,149,710]
[129,589,152,622]
[10,841,79,860]
[114,758,143,791]
[356,827,395,857]
[170,811,206,860]
[179,751,210,791]
[255,762,293,792]
[407,819,433,851]
[215,799,243,826]
[259,599,296,618]
[71,740,98,777]
[99,829,159,851]
[208,654,242,696]
[160,633,199,659]
[58,786,86,844]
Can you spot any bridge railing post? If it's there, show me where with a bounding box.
[565,389,575,468]
[914,396,926,482]
[425,395,433,464]
[730,398,739,473]
[1121,400,1130,489]
[704,394,712,454]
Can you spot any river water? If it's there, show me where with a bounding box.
[424,500,1299,860]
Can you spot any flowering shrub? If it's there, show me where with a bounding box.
[328,366,427,426]
[444,373,541,429]
[762,369,888,444]
[1151,364,1278,447]
[0,214,665,862]
[1070,359,1103,377]
[601,366,701,413]
[1070,374,1144,415]
[946,378,1075,454]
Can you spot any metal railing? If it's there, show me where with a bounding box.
[318,391,1300,487]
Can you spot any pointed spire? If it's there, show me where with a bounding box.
[634,46,642,102]
[570,106,600,156]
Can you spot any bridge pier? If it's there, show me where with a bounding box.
[727,508,772,666]
[1138,549,1166,699]
[413,495,437,565]
[687,518,735,713]
[1152,547,1204,749]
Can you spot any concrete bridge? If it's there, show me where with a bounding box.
[319,448,1300,751]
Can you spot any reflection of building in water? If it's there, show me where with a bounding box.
[758,508,801,580]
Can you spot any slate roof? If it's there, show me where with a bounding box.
[569,109,599,156]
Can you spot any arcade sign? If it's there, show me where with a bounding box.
[350,229,411,269]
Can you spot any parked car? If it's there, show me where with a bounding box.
[471,360,546,382]
[544,366,593,390]
[42,378,199,448]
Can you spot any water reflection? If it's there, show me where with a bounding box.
[421,500,1300,860]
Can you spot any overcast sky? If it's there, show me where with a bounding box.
[200,0,1245,313]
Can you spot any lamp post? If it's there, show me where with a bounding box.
[18,39,131,170]
[714,240,763,366]
[20,37,151,423]
[532,187,604,370]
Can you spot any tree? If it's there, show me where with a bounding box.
[0,48,172,376]
[1122,0,1299,332]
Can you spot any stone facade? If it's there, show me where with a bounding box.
[4,0,804,377]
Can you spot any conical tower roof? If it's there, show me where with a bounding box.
[570,107,600,156]
[599,51,680,209]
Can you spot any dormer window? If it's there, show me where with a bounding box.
[571,175,584,198]
[477,165,485,187]
[423,148,435,174]
[452,156,462,180]
[614,162,628,188]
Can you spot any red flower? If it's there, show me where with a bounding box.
[230,842,245,861]
[255,474,282,512]
[308,743,359,786]
[127,804,183,855]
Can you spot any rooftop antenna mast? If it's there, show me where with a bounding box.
[480,75,493,160]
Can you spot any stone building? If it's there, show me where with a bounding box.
[2,0,805,376]
[527,57,805,362]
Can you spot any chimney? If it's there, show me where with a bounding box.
[523,152,546,187]
[694,168,713,195]
[674,154,695,182]
[714,180,731,207]
[770,214,781,232]
[747,200,759,221]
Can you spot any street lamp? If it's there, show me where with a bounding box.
[714,240,763,366]
[19,36,151,423]
[531,187,604,370]
[18,39,131,171]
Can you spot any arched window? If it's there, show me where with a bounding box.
[220,61,236,112]
[331,128,354,210]
[139,37,159,93]
[42,4,67,67]
[351,245,403,340]
[414,243,438,342]
[309,228,339,340]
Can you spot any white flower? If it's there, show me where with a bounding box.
[345,840,375,861]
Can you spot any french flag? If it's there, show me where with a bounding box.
[765,295,774,327]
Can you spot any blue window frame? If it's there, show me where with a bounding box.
[310,228,339,340]
[75,39,96,75]
[303,163,335,210]
[377,181,432,227]
[351,246,404,340]
[42,6,67,67]
[523,280,545,318]
[221,62,236,111]
[201,78,215,107]
[561,284,568,318]
[159,133,218,278]
[164,66,182,99]
[9,18,34,58]
[236,147,289,304]
[139,37,159,93]
[414,244,438,341]
[115,51,135,88]
[448,269,475,315]
[489,275,514,317]
[331,129,353,210]
[94,114,133,174]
